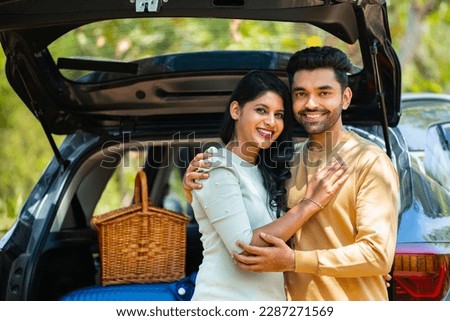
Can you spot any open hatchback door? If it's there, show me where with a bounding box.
[0,0,410,301]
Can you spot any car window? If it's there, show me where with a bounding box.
[163,167,193,218]
[93,144,197,220]
[398,100,450,151]
[93,149,146,216]
[48,17,362,81]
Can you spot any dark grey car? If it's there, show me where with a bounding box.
[0,0,448,301]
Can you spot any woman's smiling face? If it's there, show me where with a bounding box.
[230,90,285,159]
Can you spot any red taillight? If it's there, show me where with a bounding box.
[393,244,450,300]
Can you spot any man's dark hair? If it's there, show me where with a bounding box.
[287,46,352,91]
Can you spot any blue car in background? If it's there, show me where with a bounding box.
[393,93,450,301]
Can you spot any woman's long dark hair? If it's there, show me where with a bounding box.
[220,70,294,215]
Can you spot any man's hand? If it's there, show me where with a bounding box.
[384,273,392,288]
[302,158,349,210]
[182,152,212,203]
[232,233,295,272]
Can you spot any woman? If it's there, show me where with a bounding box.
[190,70,348,300]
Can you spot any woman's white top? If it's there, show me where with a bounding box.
[191,147,286,301]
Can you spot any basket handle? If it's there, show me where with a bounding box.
[134,171,149,211]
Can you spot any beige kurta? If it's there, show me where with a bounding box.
[285,131,399,301]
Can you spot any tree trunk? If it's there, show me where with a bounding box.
[398,0,440,67]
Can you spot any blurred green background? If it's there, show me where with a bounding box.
[1,1,449,236]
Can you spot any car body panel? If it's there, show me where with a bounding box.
[396,94,450,244]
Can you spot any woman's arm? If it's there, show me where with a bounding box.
[249,159,348,247]
[190,153,348,249]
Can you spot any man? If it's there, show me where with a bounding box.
[184,46,399,300]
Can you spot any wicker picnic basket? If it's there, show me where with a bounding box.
[92,171,189,286]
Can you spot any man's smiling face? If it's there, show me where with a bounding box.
[291,67,351,137]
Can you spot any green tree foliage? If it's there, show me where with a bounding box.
[388,0,449,92]
[0,54,60,233]
[1,3,449,235]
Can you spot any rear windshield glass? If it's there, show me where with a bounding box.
[48,17,362,82]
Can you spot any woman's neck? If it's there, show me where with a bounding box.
[226,140,259,164]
